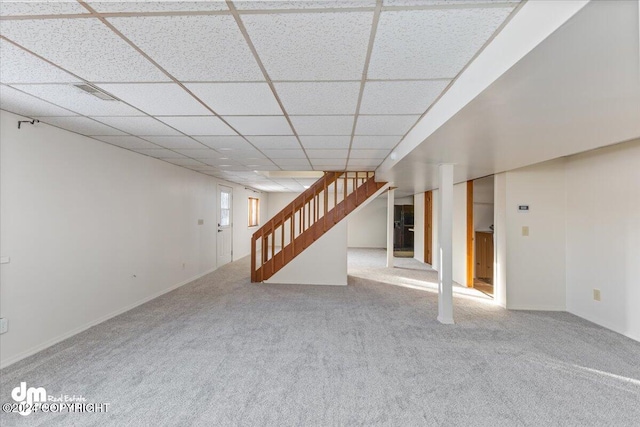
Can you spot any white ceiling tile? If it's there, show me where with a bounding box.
[295,178,319,186]
[355,115,419,135]
[0,18,169,82]
[133,148,186,159]
[226,150,267,160]
[95,116,182,135]
[89,1,228,13]
[349,148,390,159]
[163,158,208,167]
[291,116,354,135]
[236,1,375,10]
[238,158,276,167]
[300,136,351,149]
[262,149,307,159]
[41,116,126,136]
[383,0,519,5]
[279,164,313,171]
[108,15,263,81]
[96,83,211,116]
[174,149,223,159]
[223,116,292,136]
[241,12,373,80]
[351,135,400,149]
[0,1,89,16]
[347,158,382,167]
[271,158,312,167]
[204,161,245,169]
[142,136,205,150]
[159,116,236,135]
[93,136,160,150]
[0,85,76,117]
[246,136,300,150]
[368,8,513,79]
[274,82,360,115]
[306,149,349,159]
[11,84,144,116]
[360,80,450,114]
[0,40,80,84]
[185,83,281,116]
[311,159,347,168]
[193,136,248,150]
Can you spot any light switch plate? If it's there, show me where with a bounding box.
[198,219,204,225]
[593,289,601,301]
[0,318,7,334]
[522,226,529,237]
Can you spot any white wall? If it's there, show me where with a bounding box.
[0,110,267,367]
[504,158,567,310]
[413,192,425,262]
[347,197,387,248]
[452,183,467,286]
[565,140,640,341]
[494,173,507,307]
[265,221,348,286]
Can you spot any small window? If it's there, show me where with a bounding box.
[248,197,260,227]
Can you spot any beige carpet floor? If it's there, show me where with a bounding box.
[1,249,639,426]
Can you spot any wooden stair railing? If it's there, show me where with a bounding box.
[251,171,387,282]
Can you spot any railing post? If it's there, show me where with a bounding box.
[355,171,359,204]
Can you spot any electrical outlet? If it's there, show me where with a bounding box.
[593,289,601,301]
[522,226,529,237]
[198,219,204,225]
[0,318,7,334]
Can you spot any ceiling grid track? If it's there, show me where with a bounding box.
[345,0,383,171]
[75,0,282,173]
[225,0,313,170]
[0,0,524,190]
[0,36,249,171]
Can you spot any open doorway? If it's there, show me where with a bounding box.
[469,176,495,296]
[394,198,414,258]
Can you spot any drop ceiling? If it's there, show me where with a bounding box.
[0,0,520,192]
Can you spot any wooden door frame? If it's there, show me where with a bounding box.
[424,191,433,265]
[466,181,474,287]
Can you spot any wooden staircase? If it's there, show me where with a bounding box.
[251,171,387,282]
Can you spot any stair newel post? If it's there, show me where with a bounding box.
[251,235,256,282]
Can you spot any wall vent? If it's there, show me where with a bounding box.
[74,84,117,101]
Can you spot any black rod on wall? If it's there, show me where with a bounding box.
[17,119,39,129]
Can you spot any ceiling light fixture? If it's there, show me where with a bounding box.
[73,84,117,101]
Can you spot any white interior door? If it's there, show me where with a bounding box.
[217,185,233,267]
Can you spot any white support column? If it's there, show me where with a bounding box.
[437,164,454,324]
[386,187,395,268]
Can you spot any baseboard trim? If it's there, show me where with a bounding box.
[0,266,217,369]
[507,305,566,311]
